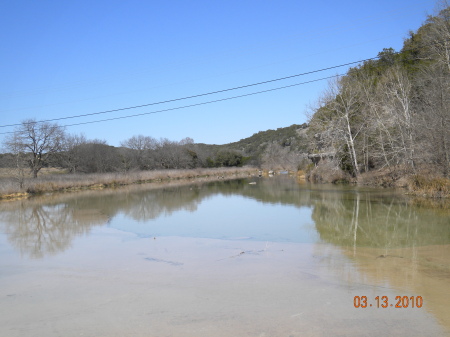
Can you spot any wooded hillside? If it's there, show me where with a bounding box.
[306,4,450,185]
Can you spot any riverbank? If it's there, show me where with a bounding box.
[306,162,450,199]
[0,167,259,201]
[360,171,449,199]
[2,165,448,202]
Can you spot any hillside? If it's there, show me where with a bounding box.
[227,123,309,154]
[195,123,309,165]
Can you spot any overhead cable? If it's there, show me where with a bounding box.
[0,74,342,135]
[0,58,377,128]
[1,38,447,131]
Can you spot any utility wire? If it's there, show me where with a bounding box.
[0,35,395,114]
[1,38,447,131]
[0,57,378,129]
[0,74,342,135]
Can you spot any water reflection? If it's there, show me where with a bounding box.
[311,189,450,248]
[0,177,449,334]
[0,177,448,259]
[0,201,108,258]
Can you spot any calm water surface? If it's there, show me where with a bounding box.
[0,177,449,336]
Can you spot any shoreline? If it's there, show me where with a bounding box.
[305,165,450,200]
[1,167,448,204]
[0,167,260,201]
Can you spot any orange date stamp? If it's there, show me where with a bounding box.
[354,296,423,308]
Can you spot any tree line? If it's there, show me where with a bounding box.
[1,123,253,178]
[1,119,311,179]
[306,3,450,179]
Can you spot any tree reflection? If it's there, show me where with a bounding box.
[0,200,109,258]
[0,178,310,258]
[120,186,202,221]
[1,177,448,258]
[312,190,450,248]
[0,183,222,258]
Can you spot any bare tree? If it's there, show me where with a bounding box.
[417,2,450,176]
[358,72,400,169]
[417,63,450,176]
[61,133,87,173]
[321,76,364,176]
[154,138,197,169]
[120,135,158,170]
[4,119,65,178]
[379,66,416,171]
[422,1,450,71]
[4,132,27,187]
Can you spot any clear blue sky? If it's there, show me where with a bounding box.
[0,0,437,148]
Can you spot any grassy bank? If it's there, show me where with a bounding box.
[0,167,259,201]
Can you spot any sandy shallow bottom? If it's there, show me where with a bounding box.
[0,228,448,337]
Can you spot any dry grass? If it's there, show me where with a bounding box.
[0,167,67,178]
[0,168,17,178]
[407,174,450,198]
[357,166,410,188]
[306,162,449,200]
[0,167,258,200]
[358,166,450,199]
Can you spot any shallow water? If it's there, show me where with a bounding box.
[0,177,449,336]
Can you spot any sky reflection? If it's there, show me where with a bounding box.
[110,193,317,243]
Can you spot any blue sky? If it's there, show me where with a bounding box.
[0,0,437,148]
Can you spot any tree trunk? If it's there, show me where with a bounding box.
[346,115,360,176]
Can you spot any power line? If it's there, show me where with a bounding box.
[1,38,447,132]
[0,35,396,115]
[0,57,377,129]
[0,74,342,135]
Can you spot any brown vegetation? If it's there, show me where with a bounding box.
[407,173,450,198]
[356,166,410,188]
[0,167,258,201]
[306,160,352,184]
[306,162,450,199]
